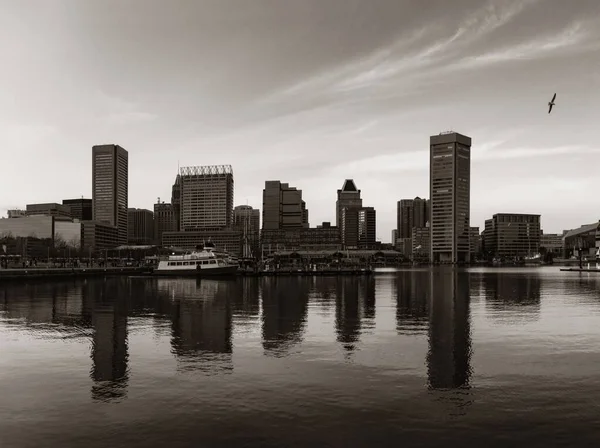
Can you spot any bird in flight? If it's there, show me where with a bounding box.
[548,93,557,114]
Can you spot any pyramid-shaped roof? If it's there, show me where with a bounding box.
[341,179,358,192]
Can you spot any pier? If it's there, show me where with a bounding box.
[0,266,151,282]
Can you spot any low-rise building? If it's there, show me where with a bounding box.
[412,227,430,262]
[162,228,243,256]
[540,231,563,255]
[26,203,72,219]
[484,213,541,258]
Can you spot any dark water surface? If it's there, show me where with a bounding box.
[2,267,600,447]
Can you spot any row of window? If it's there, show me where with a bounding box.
[167,259,218,266]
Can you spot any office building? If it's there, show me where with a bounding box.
[262,181,309,230]
[26,203,72,219]
[358,207,377,249]
[469,226,481,261]
[412,226,431,261]
[336,179,362,228]
[397,197,428,239]
[92,144,128,245]
[154,202,176,246]
[484,213,541,258]
[179,165,233,230]
[63,198,93,221]
[429,132,471,263]
[540,231,563,255]
[127,208,154,245]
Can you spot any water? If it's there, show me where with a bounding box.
[2,267,600,447]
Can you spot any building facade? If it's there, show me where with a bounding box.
[260,223,341,255]
[540,231,563,255]
[179,165,233,230]
[429,132,471,263]
[262,180,309,230]
[162,229,242,256]
[153,202,176,246]
[484,213,541,258]
[336,179,362,228]
[26,203,72,219]
[233,205,260,257]
[92,144,129,245]
[127,208,154,245]
[412,226,431,262]
[469,226,481,260]
[81,221,120,252]
[358,207,377,249]
[63,198,93,221]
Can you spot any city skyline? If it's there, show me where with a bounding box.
[2,0,600,241]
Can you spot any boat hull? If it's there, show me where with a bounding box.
[152,265,238,277]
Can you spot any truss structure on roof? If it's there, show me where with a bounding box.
[179,165,233,177]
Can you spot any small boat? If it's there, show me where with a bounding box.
[153,242,238,276]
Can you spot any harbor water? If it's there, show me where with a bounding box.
[1,267,600,447]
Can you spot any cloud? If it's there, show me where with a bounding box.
[458,20,592,68]
[325,143,599,177]
[105,111,157,125]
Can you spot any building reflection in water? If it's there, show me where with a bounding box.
[482,274,542,323]
[426,269,472,391]
[231,277,260,322]
[87,279,130,402]
[335,278,362,353]
[395,270,430,335]
[168,279,234,374]
[261,277,309,357]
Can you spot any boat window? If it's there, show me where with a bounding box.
[202,260,208,265]
[177,262,183,266]
[210,260,216,264]
[168,262,173,266]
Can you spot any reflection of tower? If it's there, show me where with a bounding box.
[261,277,308,357]
[395,271,429,335]
[170,280,233,373]
[231,277,260,319]
[89,281,129,402]
[362,276,376,321]
[426,269,472,389]
[335,278,362,352]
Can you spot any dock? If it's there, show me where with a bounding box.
[560,268,600,273]
[0,266,151,281]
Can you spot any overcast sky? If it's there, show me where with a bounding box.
[2,0,600,241]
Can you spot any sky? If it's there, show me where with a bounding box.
[1,0,600,241]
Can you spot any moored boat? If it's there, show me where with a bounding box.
[153,242,238,276]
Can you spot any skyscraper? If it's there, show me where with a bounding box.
[429,132,471,263]
[92,144,128,245]
[179,165,234,230]
[397,197,428,239]
[336,179,362,228]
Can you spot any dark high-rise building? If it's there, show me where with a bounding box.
[179,165,233,230]
[63,198,93,221]
[341,206,376,249]
[336,179,362,228]
[358,207,376,249]
[127,208,154,245]
[262,181,308,230]
[397,197,428,239]
[429,132,471,263]
[92,144,129,246]
[171,174,181,231]
[153,202,175,246]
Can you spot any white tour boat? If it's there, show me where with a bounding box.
[153,242,239,276]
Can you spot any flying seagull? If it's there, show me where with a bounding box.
[548,93,556,114]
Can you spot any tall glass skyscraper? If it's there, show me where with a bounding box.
[429,132,471,263]
[92,144,129,245]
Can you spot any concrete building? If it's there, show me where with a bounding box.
[336,179,362,228]
[92,144,128,246]
[391,229,397,246]
[26,203,72,219]
[429,132,471,263]
[81,221,120,252]
[7,210,26,218]
[233,205,260,257]
[179,165,233,230]
[127,208,154,245]
[484,213,541,258]
[562,223,599,259]
[262,181,309,230]
[260,223,341,255]
[153,202,176,246]
[63,198,93,221]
